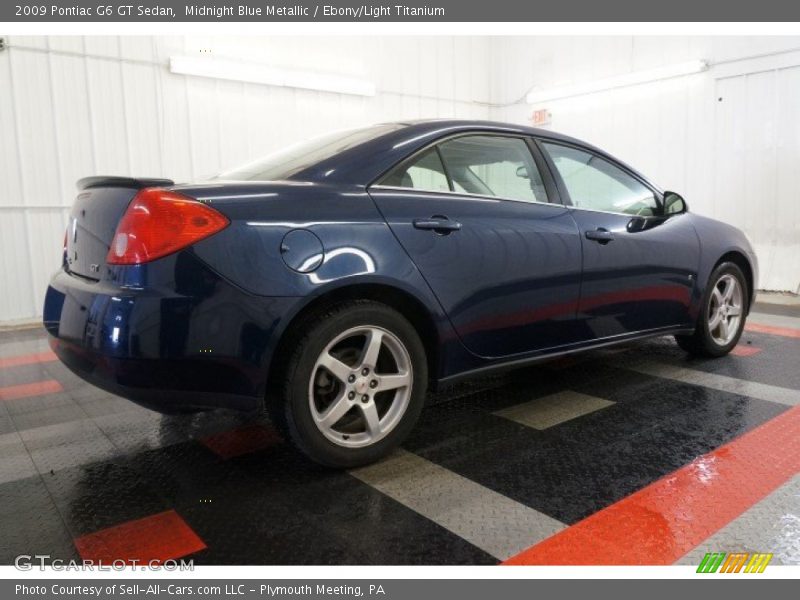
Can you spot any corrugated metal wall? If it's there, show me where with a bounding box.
[489,36,800,293]
[0,35,491,323]
[2,35,799,324]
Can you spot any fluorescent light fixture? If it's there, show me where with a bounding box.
[170,56,377,97]
[526,59,708,104]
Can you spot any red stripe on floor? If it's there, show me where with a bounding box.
[0,379,63,401]
[0,350,57,369]
[745,322,800,339]
[74,510,206,565]
[730,344,762,357]
[504,404,800,565]
[200,424,282,459]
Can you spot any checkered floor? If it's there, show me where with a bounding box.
[1,309,798,565]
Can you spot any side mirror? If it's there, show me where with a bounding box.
[663,191,688,215]
[516,165,530,179]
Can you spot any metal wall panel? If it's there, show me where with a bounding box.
[26,208,69,312]
[186,75,222,179]
[121,62,164,176]
[3,35,797,324]
[82,36,120,58]
[50,53,95,204]
[713,67,800,291]
[490,36,800,293]
[0,211,36,322]
[0,51,24,209]
[158,67,194,182]
[0,35,491,323]
[85,56,131,175]
[10,48,62,208]
[774,67,800,292]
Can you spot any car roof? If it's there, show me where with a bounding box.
[392,118,580,144]
[265,119,662,194]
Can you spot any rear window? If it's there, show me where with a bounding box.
[217,124,404,181]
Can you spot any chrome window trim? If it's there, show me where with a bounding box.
[368,131,555,203]
[369,129,670,218]
[537,138,665,215]
[369,184,561,209]
[370,186,675,218]
[562,204,674,219]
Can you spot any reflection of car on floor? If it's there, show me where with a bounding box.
[43,120,758,467]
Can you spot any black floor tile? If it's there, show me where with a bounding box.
[407,371,788,524]
[41,460,171,537]
[1,326,797,565]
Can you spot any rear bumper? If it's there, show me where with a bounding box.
[48,335,258,413]
[43,265,298,413]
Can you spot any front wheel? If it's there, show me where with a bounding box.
[675,262,748,357]
[270,300,427,468]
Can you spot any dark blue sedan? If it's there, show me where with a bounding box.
[44,120,758,467]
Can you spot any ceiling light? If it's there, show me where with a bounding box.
[526,59,709,104]
[169,56,377,97]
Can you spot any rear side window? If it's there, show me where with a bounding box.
[378,134,548,203]
[218,123,404,181]
[542,143,659,216]
[379,148,450,193]
[438,136,546,203]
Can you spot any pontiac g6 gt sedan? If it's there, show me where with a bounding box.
[44,120,758,467]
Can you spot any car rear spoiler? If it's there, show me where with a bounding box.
[77,176,175,191]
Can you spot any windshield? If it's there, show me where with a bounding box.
[217,123,404,181]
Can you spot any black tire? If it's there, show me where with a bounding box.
[675,261,749,357]
[268,299,428,468]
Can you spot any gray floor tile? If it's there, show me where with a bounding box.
[678,475,800,566]
[0,432,38,485]
[494,390,615,430]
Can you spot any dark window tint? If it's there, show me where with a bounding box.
[378,148,451,192]
[218,124,403,181]
[438,136,547,203]
[542,143,658,216]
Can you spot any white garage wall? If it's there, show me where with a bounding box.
[0,35,491,324]
[2,35,799,325]
[489,36,800,293]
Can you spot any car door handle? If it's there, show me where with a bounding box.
[585,228,615,244]
[413,217,462,233]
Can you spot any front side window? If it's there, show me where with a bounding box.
[438,136,547,203]
[542,143,659,216]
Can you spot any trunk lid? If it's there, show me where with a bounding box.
[66,177,173,279]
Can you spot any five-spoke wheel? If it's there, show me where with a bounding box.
[707,273,743,346]
[310,326,413,448]
[270,300,427,468]
[676,262,749,357]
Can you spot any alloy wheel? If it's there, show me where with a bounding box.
[308,326,413,448]
[707,273,743,346]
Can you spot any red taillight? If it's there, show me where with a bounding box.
[107,188,229,265]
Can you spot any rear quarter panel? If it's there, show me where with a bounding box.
[185,183,475,379]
